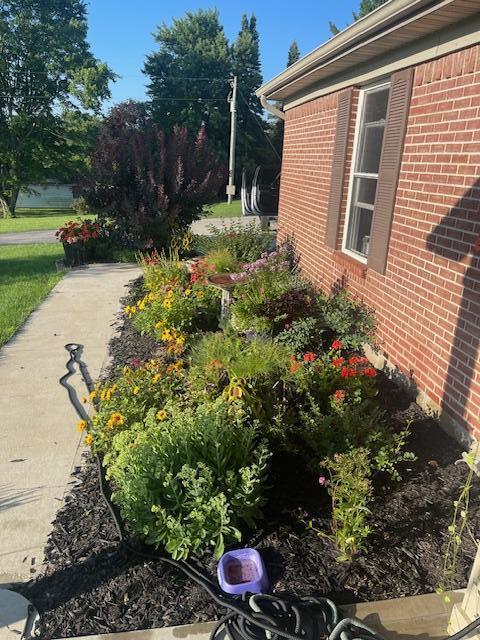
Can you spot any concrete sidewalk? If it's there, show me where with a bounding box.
[0,263,140,584]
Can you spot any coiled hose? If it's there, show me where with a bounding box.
[59,343,479,640]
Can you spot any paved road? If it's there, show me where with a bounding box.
[0,229,57,245]
[0,216,274,246]
[0,263,140,584]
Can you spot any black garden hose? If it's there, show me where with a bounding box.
[60,343,480,640]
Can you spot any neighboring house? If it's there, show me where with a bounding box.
[257,0,480,443]
[16,183,74,209]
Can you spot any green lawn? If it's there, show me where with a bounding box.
[203,199,242,218]
[0,244,65,346]
[0,208,90,233]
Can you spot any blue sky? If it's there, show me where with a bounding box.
[86,0,359,108]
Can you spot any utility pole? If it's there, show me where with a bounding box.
[226,75,237,204]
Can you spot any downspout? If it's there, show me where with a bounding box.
[260,95,285,120]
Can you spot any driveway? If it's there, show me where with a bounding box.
[0,230,56,245]
[0,216,273,246]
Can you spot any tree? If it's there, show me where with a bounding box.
[144,10,231,160]
[233,14,273,178]
[329,0,387,35]
[287,41,301,67]
[0,0,114,216]
[81,101,226,248]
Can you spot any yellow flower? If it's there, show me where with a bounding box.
[156,409,168,421]
[155,321,164,330]
[161,329,172,341]
[175,336,185,346]
[184,288,191,296]
[77,419,87,432]
[81,396,88,404]
[133,386,140,395]
[89,390,97,402]
[196,290,205,300]
[163,299,173,309]
[100,389,107,401]
[107,412,125,429]
[138,300,145,311]
[166,289,174,298]
[152,373,162,383]
[85,433,94,446]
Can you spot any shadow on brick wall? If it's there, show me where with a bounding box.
[426,179,480,440]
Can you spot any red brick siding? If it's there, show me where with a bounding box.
[278,45,480,437]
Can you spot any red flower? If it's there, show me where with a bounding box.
[331,340,343,351]
[340,367,356,378]
[363,367,377,377]
[332,357,345,368]
[290,360,301,374]
[333,389,346,402]
[349,356,361,365]
[303,352,317,363]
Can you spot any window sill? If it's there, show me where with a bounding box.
[333,251,368,279]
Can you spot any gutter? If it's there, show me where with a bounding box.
[259,95,285,121]
[256,0,448,98]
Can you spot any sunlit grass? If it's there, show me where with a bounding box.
[0,208,92,233]
[0,243,65,346]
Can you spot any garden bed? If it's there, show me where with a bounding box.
[21,278,480,640]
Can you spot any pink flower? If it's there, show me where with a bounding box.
[318,476,326,486]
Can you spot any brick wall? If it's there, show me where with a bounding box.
[278,45,480,438]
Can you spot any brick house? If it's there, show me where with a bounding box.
[257,0,480,443]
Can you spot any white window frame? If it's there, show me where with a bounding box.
[342,80,390,263]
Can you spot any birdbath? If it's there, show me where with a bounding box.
[207,273,246,319]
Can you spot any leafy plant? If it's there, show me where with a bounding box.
[203,248,240,274]
[105,399,271,559]
[438,445,479,601]
[195,220,273,263]
[86,358,186,454]
[274,317,326,357]
[322,289,376,350]
[189,331,291,403]
[323,448,373,561]
[81,101,226,248]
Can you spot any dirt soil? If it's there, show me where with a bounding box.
[19,279,480,639]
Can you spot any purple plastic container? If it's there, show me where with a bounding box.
[217,548,269,595]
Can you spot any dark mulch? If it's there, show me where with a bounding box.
[19,278,480,638]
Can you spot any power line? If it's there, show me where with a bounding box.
[238,89,281,161]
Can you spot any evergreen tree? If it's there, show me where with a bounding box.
[144,10,231,160]
[329,0,387,35]
[233,14,272,177]
[287,41,301,67]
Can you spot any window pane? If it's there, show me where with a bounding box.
[353,176,377,209]
[345,206,373,257]
[357,123,385,174]
[363,87,389,124]
[356,86,389,175]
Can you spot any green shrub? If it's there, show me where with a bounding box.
[89,359,186,454]
[105,399,271,559]
[322,289,376,350]
[274,316,326,357]
[188,331,291,404]
[323,448,373,562]
[195,221,273,263]
[203,247,240,273]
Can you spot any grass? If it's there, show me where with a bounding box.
[203,199,242,218]
[0,208,91,233]
[0,244,65,347]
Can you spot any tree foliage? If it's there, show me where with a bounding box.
[144,10,231,160]
[144,10,276,184]
[0,0,114,216]
[329,0,388,35]
[81,101,226,248]
[287,41,301,67]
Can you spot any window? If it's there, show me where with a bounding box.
[343,83,390,260]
